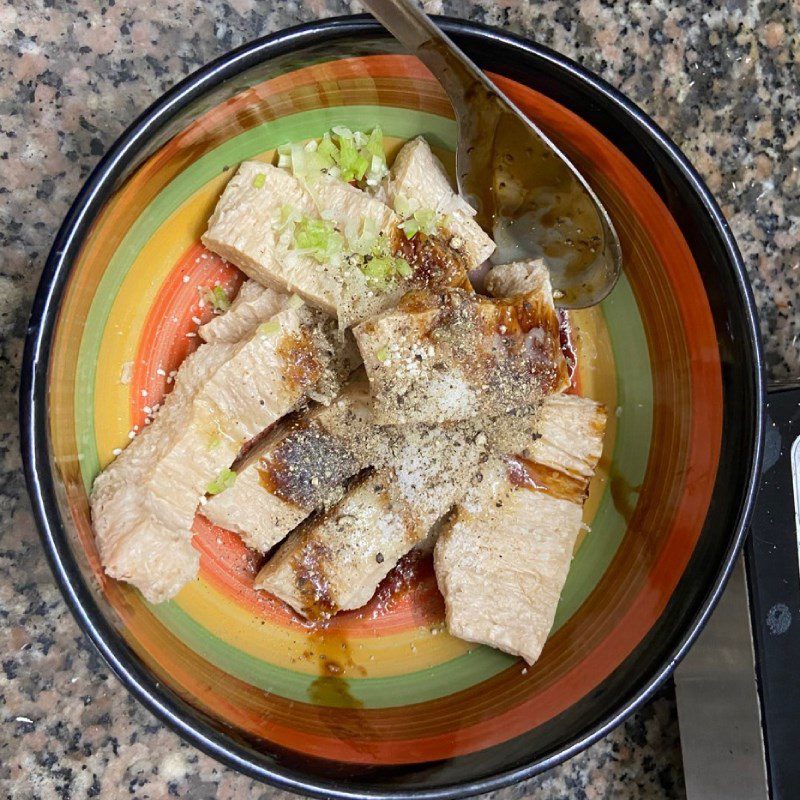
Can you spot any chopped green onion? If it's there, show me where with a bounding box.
[318,133,337,160]
[354,154,370,179]
[292,216,344,263]
[366,127,384,158]
[401,207,440,239]
[205,285,231,312]
[251,173,266,189]
[414,208,438,232]
[393,193,417,218]
[362,257,393,280]
[402,218,421,239]
[336,135,360,181]
[275,126,388,186]
[206,467,236,495]
[258,319,282,337]
[363,128,389,185]
[340,219,413,289]
[376,347,389,362]
[395,258,412,278]
[346,217,380,256]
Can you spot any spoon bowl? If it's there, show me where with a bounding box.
[361,0,622,307]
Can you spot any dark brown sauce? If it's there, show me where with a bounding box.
[232,413,291,470]
[291,540,338,621]
[308,675,363,708]
[306,626,365,709]
[256,421,311,505]
[493,117,603,267]
[364,549,433,617]
[491,293,558,337]
[276,327,323,393]
[396,286,453,315]
[506,456,588,504]
[393,286,568,400]
[609,469,641,525]
[390,228,470,290]
[296,586,383,752]
[416,37,609,305]
[257,464,291,500]
[256,420,360,510]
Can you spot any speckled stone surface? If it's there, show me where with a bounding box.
[1,0,796,797]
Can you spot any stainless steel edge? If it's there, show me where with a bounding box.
[674,557,770,800]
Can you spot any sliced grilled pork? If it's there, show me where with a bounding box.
[387,137,495,269]
[253,415,522,619]
[201,163,339,311]
[434,394,606,665]
[201,378,379,553]
[203,162,470,328]
[91,304,356,603]
[354,271,569,425]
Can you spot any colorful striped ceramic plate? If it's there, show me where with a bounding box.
[23,19,763,797]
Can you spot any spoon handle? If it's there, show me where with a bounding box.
[358,0,487,106]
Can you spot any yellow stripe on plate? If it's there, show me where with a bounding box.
[174,577,472,678]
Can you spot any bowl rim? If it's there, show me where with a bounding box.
[20,14,765,799]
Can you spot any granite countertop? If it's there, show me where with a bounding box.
[1,0,796,797]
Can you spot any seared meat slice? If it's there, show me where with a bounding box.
[91,303,356,603]
[202,378,379,553]
[354,272,569,425]
[202,163,341,312]
[434,394,606,665]
[254,416,513,619]
[254,468,417,618]
[387,137,495,269]
[309,178,473,327]
[199,280,289,344]
[203,163,470,328]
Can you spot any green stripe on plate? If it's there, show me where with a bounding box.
[553,275,652,630]
[152,599,514,708]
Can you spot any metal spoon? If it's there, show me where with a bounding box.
[359,0,622,308]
